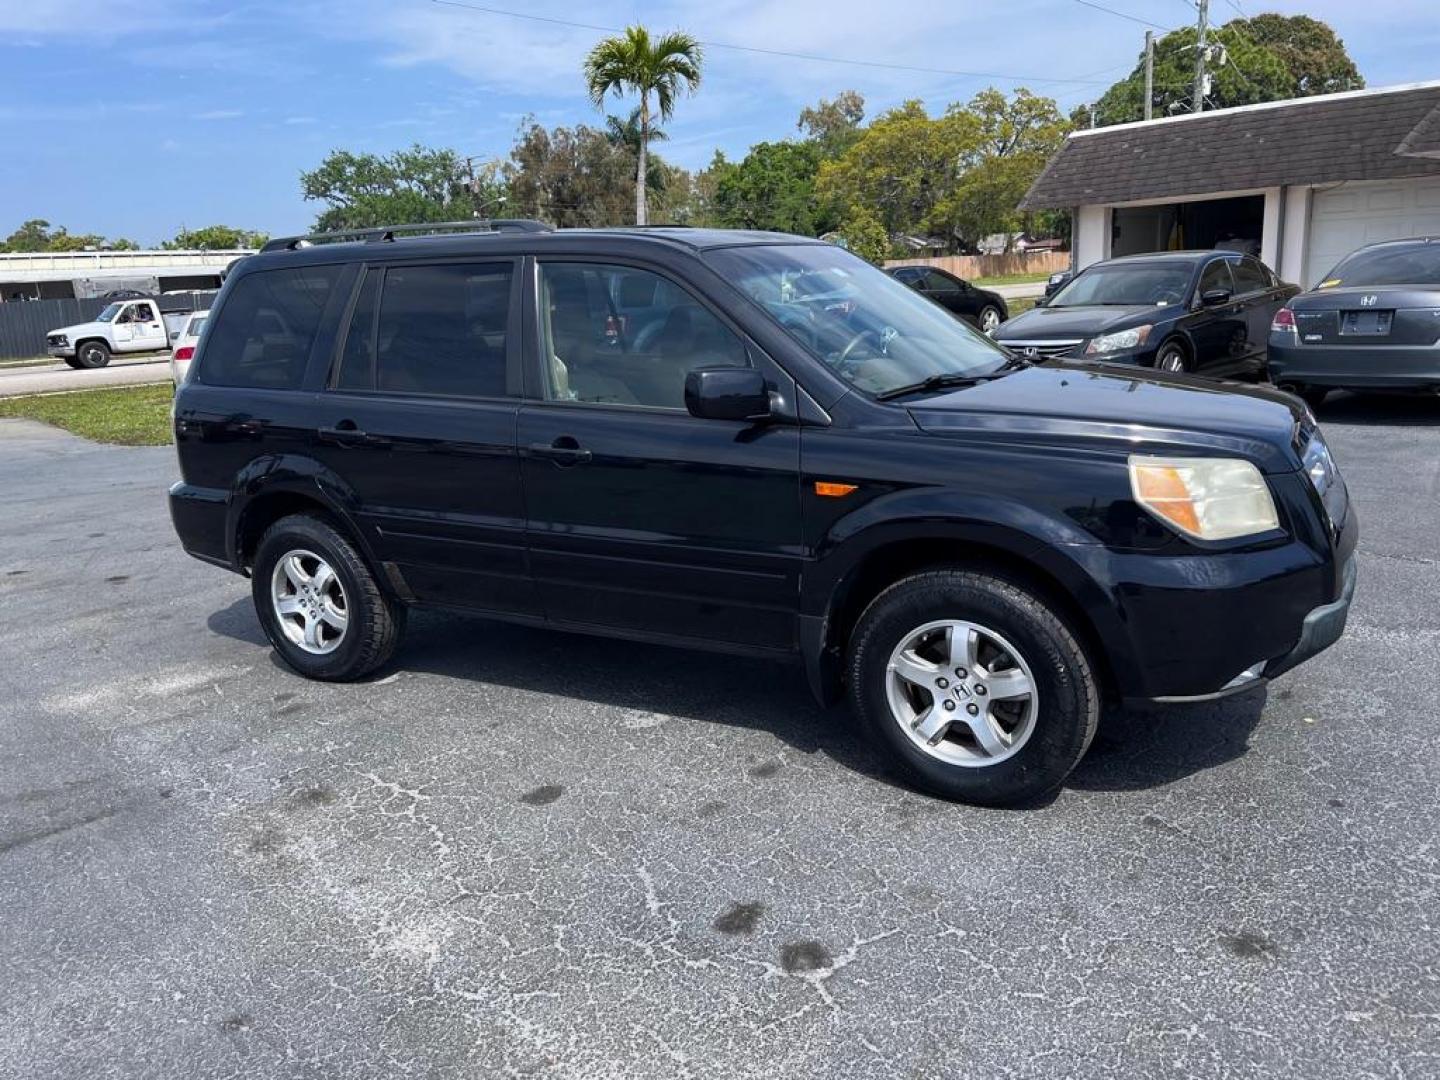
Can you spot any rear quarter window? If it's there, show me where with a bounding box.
[197,266,341,389]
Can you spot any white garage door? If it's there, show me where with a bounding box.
[1306,177,1440,287]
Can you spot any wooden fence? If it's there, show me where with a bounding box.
[884,250,1070,281]
[0,293,217,359]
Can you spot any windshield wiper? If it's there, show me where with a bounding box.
[875,370,1000,401]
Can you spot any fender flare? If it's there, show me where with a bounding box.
[224,452,380,573]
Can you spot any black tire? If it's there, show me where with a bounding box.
[1154,340,1189,374]
[848,569,1099,807]
[1299,387,1330,409]
[63,356,84,369]
[75,341,111,369]
[251,514,404,681]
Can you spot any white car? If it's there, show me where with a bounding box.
[169,310,209,385]
[46,297,177,369]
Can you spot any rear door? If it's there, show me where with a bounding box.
[516,258,803,652]
[1228,256,1281,372]
[310,259,537,615]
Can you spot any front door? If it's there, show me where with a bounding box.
[129,301,166,350]
[1189,259,1250,376]
[1228,255,1282,374]
[517,259,803,651]
[310,260,536,615]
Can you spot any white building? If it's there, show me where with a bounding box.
[0,248,252,302]
[1020,81,1440,288]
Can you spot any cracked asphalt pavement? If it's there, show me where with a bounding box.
[1,395,1437,1078]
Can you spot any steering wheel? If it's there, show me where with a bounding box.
[837,329,881,368]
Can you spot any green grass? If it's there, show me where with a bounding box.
[972,271,1054,287]
[0,383,173,445]
[1007,297,1039,317]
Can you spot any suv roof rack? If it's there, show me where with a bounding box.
[259,219,552,254]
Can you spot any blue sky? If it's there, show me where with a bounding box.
[2,0,1436,245]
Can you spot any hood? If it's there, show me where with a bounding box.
[48,320,106,338]
[907,364,1307,473]
[995,304,1162,341]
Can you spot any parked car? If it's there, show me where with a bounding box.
[993,250,1299,378]
[1269,237,1440,407]
[169,223,1356,807]
[886,265,1009,334]
[46,296,189,369]
[169,310,208,385]
[1044,269,1072,297]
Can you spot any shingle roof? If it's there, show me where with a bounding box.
[1020,82,1440,210]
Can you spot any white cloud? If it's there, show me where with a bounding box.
[195,109,244,121]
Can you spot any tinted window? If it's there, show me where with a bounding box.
[705,243,1012,398]
[199,266,340,389]
[1229,257,1269,294]
[1197,260,1235,297]
[1050,262,1194,307]
[922,270,961,294]
[335,269,378,391]
[1321,242,1440,287]
[539,263,749,408]
[375,263,513,398]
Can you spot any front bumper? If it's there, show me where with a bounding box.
[1269,338,1440,391]
[47,345,75,358]
[1264,554,1356,679]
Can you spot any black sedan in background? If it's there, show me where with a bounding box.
[993,250,1298,378]
[887,265,1009,334]
[1269,237,1440,407]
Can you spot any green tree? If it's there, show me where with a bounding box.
[1234,14,1363,96]
[1089,16,1357,126]
[710,140,836,236]
[583,25,702,226]
[817,100,982,241]
[797,90,865,155]
[605,107,670,198]
[505,120,644,227]
[836,206,890,264]
[162,225,268,250]
[1,218,135,252]
[299,144,469,231]
[932,89,1071,249]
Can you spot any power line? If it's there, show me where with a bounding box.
[429,0,1116,86]
[1068,0,1175,31]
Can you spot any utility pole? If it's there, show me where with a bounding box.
[1143,30,1155,121]
[1192,0,1210,114]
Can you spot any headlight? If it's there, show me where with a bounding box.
[1129,455,1279,541]
[1085,324,1153,356]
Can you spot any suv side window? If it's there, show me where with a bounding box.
[369,263,514,398]
[1230,257,1269,295]
[199,266,341,389]
[539,262,749,409]
[335,268,379,391]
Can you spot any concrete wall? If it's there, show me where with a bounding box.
[1073,204,1110,269]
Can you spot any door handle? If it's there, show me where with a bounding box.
[528,436,592,466]
[318,420,388,446]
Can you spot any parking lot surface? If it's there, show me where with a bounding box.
[1,396,1436,1079]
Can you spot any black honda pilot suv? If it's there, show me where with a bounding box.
[169,222,1357,806]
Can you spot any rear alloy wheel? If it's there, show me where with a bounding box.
[978,306,1003,335]
[849,569,1099,806]
[1155,342,1188,374]
[75,341,111,369]
[252,514,404,681]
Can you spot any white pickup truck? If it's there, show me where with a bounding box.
[46,297,191,369]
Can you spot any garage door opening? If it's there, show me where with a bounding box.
[1111,195,1265,259]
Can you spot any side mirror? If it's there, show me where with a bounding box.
[1032,296,1049,308]
[685,366,771,422]
[1200,288,1233,307]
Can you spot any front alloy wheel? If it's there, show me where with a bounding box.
[848,569,1099,806]
[978,306,1002,335]
[1156,344,1188,374]
[885,619,1038,766]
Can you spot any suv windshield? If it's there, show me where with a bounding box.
[96,303,122,323]
[706,244,1013,397]
[1321,242,1440,287]
[1049,262,1194,307]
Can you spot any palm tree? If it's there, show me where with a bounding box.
[584,26,702,226]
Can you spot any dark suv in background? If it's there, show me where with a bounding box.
[169,222,1356,806]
